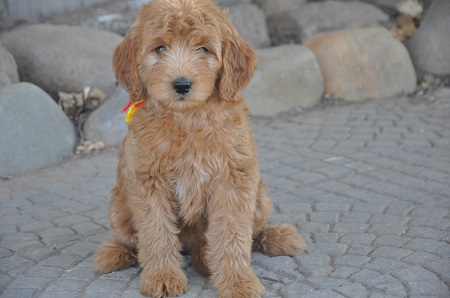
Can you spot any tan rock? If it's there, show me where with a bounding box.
[306,27,416,102]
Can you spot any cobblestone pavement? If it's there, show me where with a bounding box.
[1,89,449,298]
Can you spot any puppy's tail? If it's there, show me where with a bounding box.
[252,224,306,256]
[94,241,137,273]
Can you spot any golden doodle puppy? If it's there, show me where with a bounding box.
[94,0,305,297]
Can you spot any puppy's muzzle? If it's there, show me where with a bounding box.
[173,77,192,96]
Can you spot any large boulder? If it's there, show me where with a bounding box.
[306,27,416,102]
[244,45,324,116]
[83,86,129,147]
[406,0,450,80]
[296,1,390,41]
[254,0,305,16]
[226,4,271,48]
[1,24,122,98]
[0,83,76,176]
[258,0,390,45]
[0,42,19,87]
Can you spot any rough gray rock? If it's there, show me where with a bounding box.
[0,83,76,176]
[226,4,270,48]
[215,0,251,7]
[254,0,305,46]
[1,24,122,98]
[83,86,129,147]
[306,27,416,102]
[244,44,324,116]
[259,0,390,45]
[0,42,19,87]
[254,0,306,16]
[296,1,391,42]
[406,0,450,80]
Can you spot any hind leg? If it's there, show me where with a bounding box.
[94,183,138,273]
[252,180,306,256]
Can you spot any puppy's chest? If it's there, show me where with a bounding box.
[171,139,220,197]
[167,136,224,222]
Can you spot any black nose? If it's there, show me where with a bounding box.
[173,78,192,95]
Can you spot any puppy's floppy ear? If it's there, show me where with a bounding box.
[113,25,146,101]
[218,20,258,101]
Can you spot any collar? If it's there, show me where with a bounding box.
[123,99,145,124]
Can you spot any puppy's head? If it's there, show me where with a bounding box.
[113,0,257,112]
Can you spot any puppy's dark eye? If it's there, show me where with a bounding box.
[155,45,166,54]
[195,47,209,53]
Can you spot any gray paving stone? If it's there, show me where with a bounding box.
[297,222,330,233]
[300,289,346,298]
[369,214,410,226]
[255,256,300,279]
[407,280,450,296]
[310,233,339,244]
[60,241,97,258]
[330,267,359,279]
[370,246,413,260]
[298,265,333,278]
[405,226,449,240]
[422,259,450,284]
[20,220,55,233]
[313,243,348,256]
[277,202,312,214]
[296,254,330,267]
[37,254,83,269]
[52,215,91,227]
[309,212,340,224]
[1,233,42,252]
[18,247,55,262]
[5,275,52,289]
[366,274,407,297]
[43,278,87,292]
[367,224,407,236]
[349,269,382,284]
[334,283,368,297]
[404,238,447,253]
[340,212,371,223]
[372,235,411,248]
[314,203,351,212]
[363,258,409,274]
[351,203,386,214]
[0,288,37,298]
[83,278,127,297]
[334,255,371,267]
[333,223,370,233]
[279,281,315,297]
[39,291,81,298]
[307,278,350,290]
[434,244,450,258]
[254,266,284,283]
[0,256,35,277]
[0,249,12,259]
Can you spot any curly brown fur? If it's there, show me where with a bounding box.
[94,0,305,297]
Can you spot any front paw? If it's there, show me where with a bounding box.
[140,267,188,297]
[216,268,264,298]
